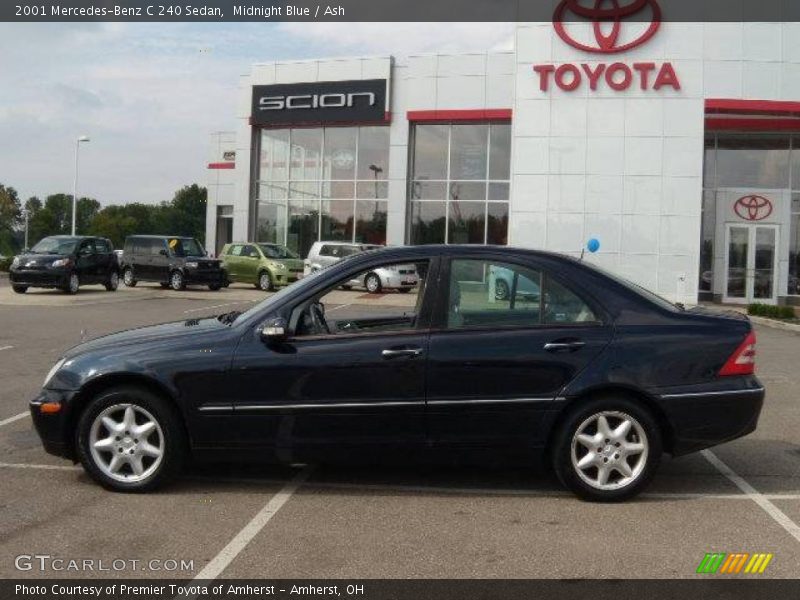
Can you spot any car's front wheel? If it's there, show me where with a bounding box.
[552,396,662,502]
[365,272,382,294]
[76,386,186,492]
[64,272,80,294]
[258,270,273,292]
[105,271,119,292]
[12,285,27,294]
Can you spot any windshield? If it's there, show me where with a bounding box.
[30,237,78,255]
[582,260,681,312]
[258,244,299,259]
[168,238,205,257]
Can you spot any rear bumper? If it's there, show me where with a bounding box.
[29,389,76,459]
[9,269,69,288]
[655,377,765,455]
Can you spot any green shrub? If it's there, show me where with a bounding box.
[748,303,797,320]
[0,256,12,272]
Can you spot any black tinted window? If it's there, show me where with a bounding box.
[542,276,599,324]
[149,239,166,255]
[96,239,111,253]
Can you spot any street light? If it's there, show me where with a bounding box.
[71,135,90,235]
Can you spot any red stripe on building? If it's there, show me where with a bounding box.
[407,109,512,122]
[208,162,236,169]
[705,117,800,132]
[705,99,800,117]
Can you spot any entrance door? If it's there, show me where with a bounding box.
[724,224,779,304]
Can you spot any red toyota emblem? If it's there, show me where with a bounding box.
[553,0,662,54]
[734,195,773,221]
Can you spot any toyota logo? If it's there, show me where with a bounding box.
[734,195,773,222]
[553,0,662,54]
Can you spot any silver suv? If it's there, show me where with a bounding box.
[304,241,419,293]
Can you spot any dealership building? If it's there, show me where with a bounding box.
[206,15,800,306]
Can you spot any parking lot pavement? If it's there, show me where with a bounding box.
[0,283,799,579]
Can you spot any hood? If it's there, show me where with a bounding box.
[277,258,304,270]
[63,317,228,359]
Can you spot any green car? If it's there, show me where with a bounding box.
[220,242,304,291]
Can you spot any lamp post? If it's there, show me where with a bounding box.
[22,209,29,250]
[71,135,90,235]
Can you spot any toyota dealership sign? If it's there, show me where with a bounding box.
[533,0,680,92]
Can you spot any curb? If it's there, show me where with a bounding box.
[746,314,800,334]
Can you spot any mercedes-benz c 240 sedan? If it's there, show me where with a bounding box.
[30,246,764,501]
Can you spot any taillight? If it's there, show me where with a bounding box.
[719,330,757,376]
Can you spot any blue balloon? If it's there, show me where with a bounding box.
[587,238,600,253]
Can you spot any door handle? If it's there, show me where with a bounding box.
[381,347,423,359]
[543,341,585,353]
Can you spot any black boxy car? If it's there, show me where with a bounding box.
[9,235,119,294]
[120,235,226,291]
[30,245,764,501]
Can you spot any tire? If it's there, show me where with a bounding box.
[12,285,27,294]
[495,278,510,301]
[75,386,186,493]
[208,283,222,291]
[122,268,137,287]
[398,288,412,293]
[169,270,186,291]
[105,271,119,292]
[258,270,273,292]
[63,272,80,295]
[341,285,353,291]
[365,272,382,294]
[160,283,170,289]
[551,395,662,502]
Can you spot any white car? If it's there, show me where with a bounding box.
[304,241,418,293]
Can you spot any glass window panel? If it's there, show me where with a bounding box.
[355,200,388,245]
[289,181,320,199]
[716,135,790,189]
[287,198,320,257]
[321,181,355,199]
[411,181,447,200]
[450,124,488,180]
[703,135,715,189]
[290,128,323,181]
[320,200,354,242]
[260,129,290,181]
[356,181,388,199]
[256,201,286,245]
[543,277,599,324]
[699,191,716,293]
[447,201,486,244]
[789,212,800,295]
[449,181,486,200]
[258,182,289,201]
[488,182,509,200]
[357,126,390,180]
[489,124,512,180]
[413,125,449,181]
[410,201,446,245]
[323,127,357,180]
[487,202,509,245]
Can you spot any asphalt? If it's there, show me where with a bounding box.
[0,276,799,580]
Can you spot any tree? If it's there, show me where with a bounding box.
[27,194,100,244]
[161,184,207,244]
[0,185,22,255]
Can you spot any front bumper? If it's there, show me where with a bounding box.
[10,268,69,288]
[29,389,77,459]
[183,268,227,285]
[655,376,765,455]
[273,270,303,286]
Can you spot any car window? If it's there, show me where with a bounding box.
[292,260,430,337]
[543,276,599,324]
[259,244,299,259]
[96,239,110,254]
[30,237,78,255]
[243,245,259,258]
[318,245,335,257]
[78,239,96,256]
[228,244,243,256]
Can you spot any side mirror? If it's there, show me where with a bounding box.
[260,317,288,344]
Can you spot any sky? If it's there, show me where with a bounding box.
[0,22,514,207]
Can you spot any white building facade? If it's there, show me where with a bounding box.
[206,16,800,307]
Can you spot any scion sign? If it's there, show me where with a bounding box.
[251,79,388,126]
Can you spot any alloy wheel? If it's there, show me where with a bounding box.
[123,269,134,286]
[88,403,164,483]
[495,279,509,301]
[68,273,79,293]
[259,272,271,291]
[108,272,119,290]
[170,271,184,291]
[366,274,380,293]
[570,411,648,491]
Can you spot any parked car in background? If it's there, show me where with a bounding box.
[9,235,119,294]
[304,241,417,293]
[120,235,226,291]
[304,242,381,275]
[220,242,304,291]
[30,246,764,500]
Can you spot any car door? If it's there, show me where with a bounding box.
[425,255,613,451]
[152,239,170,282]
[227,255,439,461]
[223,244,243,280]
[94,239,113,279]
[75,239,98,283]
[241,244,260,284]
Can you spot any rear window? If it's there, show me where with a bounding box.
[581,261,680,312]
[96,239,111,253]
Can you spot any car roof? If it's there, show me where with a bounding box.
[126,235,193,240]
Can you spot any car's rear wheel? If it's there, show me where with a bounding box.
[64,272,79,294]
[258,270,273,292]
[552,396,661,502]
[12,285,27,294]
[123,268,137,287]
[76,386,186,492]
[169,270,185,291]
[495,279,510,301]
[105,271,119,292]
[208,283,222,291]
[365,272,382,294]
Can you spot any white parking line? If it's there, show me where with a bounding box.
[702,449,800,543]
[0,345,14,351]
[0,462,81,471]
[191,466,312,582]
[0,411,29,428]
[183,301,257,314]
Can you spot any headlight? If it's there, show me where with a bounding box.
[51,258,72,268]
[185,261,198,269]
[43,358,66,388]
[11,256,19,269]
[268,262,286,270]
